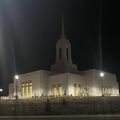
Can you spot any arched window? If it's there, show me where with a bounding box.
[74,83,77,96]
[104,86,108,96]
[29,81,33,97]
[58,83,62,96]
[78,84,81,96]
[22,83,25,97]
[53,85,57,97]
[66,48,69,60]
[59,48,62,60]
[26,82,28,97]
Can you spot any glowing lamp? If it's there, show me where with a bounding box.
[0,88,3,92]
[15,75,19,80]
[100,72,104,77]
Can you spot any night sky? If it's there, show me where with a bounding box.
[0,0,120,94]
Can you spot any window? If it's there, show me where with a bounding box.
[74,84,77,96]
[78,84,81,96]
[26,83,28,97]
[53,85,57,97]
[21,81,33,97]
[22,83,25,97]
[58,84,62,96]
[29,82,33,97]
[59,48,62,60]
[66,48,69,60]
[104,86,108,96]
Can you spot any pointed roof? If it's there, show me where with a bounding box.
[57,16,71,46]
[60,16,66,39]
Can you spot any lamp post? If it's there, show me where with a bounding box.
[100,72,105,97]
[0,89,3,92]
[14,75,19,99]
[0,88,3,100]
[14,75,19,116]
[0,88,3,115]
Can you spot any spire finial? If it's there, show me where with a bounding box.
[61,16,66,38]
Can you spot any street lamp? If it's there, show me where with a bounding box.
[100,72,105,96]
[14,75,19,116]
[0,89,3,92]
[15,75,19,80]
[100,72,104,77]
[0,88,3,115]
[14,75,19,99]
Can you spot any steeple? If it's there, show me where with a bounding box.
[60,16,66,39]
[51,16,77,73]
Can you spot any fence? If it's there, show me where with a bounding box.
[0,97,120,116]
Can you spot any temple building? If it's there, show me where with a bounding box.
[9,19,119,98]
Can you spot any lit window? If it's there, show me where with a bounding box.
[53,85,57,97]
[29,82,33,97]
[26,83,28,97]
[29,82,32,86]
[58,83,62,96]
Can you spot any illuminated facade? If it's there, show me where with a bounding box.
[9,18,119,98]
[21,81,32,97]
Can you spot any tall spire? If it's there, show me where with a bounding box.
[51,16,77,73]
[61,16,66,39]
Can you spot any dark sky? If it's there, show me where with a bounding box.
[0,0,120,94]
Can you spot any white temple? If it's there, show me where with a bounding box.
[9,18,119,98]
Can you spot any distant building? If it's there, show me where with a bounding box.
[9,18,119,98]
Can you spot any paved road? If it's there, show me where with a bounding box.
[1,115,120,120]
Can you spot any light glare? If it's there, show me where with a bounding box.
[100,72,104,77]
[0,88,3,92]
[15,75,19,80]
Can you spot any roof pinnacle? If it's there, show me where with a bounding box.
[61,16,66,39]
